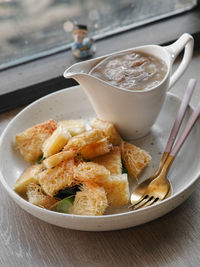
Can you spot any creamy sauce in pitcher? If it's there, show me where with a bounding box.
[90,51,167,91]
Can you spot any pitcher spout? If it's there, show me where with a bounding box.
[63,64,93,89]
[63,56,111,97]
[63,62,86,79]
[63,57,115,123]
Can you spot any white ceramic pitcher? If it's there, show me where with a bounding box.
[64,33,194,140]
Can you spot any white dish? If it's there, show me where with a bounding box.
[0,86,200,231]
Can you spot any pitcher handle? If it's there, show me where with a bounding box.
[164,33,194,90]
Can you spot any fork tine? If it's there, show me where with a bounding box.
[132,195,151,210]
[130,194,146,207]
[155,199,161,204]
[129,194,148,209]
[142,197,159,208]
[134,196,160,210]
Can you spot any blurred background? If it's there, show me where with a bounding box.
[0,0,197,70]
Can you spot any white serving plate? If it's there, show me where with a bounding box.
[0,86,200,231]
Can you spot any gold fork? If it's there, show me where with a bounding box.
[130,78,198,210]
[130,79,196,207]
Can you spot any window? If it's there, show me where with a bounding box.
[0,0,200,113]
[0,0,197,70]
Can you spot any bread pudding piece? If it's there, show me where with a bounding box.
[64,129,104,152]
[27,183,58,209]
[90,118,122,145]
[80,138,111,160]
[120,141,151,179]
[43,150,76,169]
[74,161,128,207]
[58,119,86,136]
[70,182,107,216]
[38,159,75,196]
[74,162,110,185]
[14,164,43,195]
[92,146,122,175]
[15,119,57,162]
[42,125,71,158]
[103,174,129,207]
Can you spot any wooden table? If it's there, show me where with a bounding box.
[0,51,200,267]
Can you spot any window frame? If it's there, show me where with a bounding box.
[0,3,200,113]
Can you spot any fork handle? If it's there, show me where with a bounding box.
[165,78,197,153]
[170,98,200,157]
[156,79,196,174]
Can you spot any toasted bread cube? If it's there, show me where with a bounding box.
[58,119,86,136]
[121,141,151,179]
[70,183,107,216]
[14,164,43,195]
[81,138,111,160]
[74,155,85,166]
[38,159,75,196]
[104,174,129,207]
[15,119,57,162]
[64,129,104,152]
[27,183,58,209]
[92,146,122,174]
[43,150,76,169]
[90,118,122,146]
[42,125,71,158]
[74,163,129,208]
[74,162,110,185]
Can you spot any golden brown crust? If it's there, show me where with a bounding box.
[42,150,76,169]
[92,146,122,175]
[120,141,151,179]
[63,129,104,152]
[27,183,58,209]
[14,118,153,213]
[104,174,130,207]
[73,160,128,207]
[74,162,110,185]
[15,119,57,163]
[70,182,108,216]
[42,125,71,158]
[90,118,122,146]
[80,138,111,160]
[38,159,75,196]
[14,164,43,195]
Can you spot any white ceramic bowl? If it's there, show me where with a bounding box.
[0,86,199,231]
